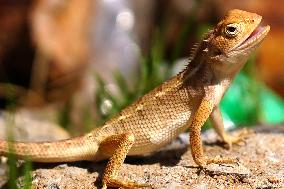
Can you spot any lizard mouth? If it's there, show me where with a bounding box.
[236,25,270,50]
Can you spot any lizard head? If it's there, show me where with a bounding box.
[205,9,270,66]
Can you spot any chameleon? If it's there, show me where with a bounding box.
[0,9,270,188]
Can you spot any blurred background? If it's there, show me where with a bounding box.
[0,0,283,137]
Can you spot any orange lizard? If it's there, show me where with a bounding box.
[0,9,270,188]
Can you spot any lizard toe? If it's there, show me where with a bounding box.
[223,128,253,150]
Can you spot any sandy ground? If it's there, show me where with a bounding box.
[1,126,284,188]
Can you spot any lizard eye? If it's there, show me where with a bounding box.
[224,24,238,37]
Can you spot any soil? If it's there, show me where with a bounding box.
[3,126,284,188]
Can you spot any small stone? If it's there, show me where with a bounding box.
[267,176,280,184]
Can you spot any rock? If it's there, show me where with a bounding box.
[4,126,284,188]
[0,109,70,188]
[0,110,70,141]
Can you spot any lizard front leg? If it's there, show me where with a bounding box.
[210,106,251,149]
[189,99,236,166]
[99,133,149,189]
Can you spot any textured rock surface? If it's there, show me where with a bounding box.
[2,126,284,188]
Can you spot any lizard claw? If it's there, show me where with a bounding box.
[223,128,253,150]
[193,155,238,166]
[193,155,238,167]
[205,155,238,165]
[102,178,150,189]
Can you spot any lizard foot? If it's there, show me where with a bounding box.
[205,155,238,165]
[222,128,253,150]
[194,156,238,167]
[102,178,150,189]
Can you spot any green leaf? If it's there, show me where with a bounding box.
[260,88,284,124]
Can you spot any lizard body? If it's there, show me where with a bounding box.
[0,9,270,188]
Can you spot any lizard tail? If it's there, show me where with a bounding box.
[0,135,99,162]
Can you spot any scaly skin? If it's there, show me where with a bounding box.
[0,9,270,188]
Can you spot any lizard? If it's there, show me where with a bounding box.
[0,9,270,188]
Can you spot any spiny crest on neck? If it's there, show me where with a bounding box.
[179,29,214,75]
[188,29,214,64]
[176,29,215,83]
